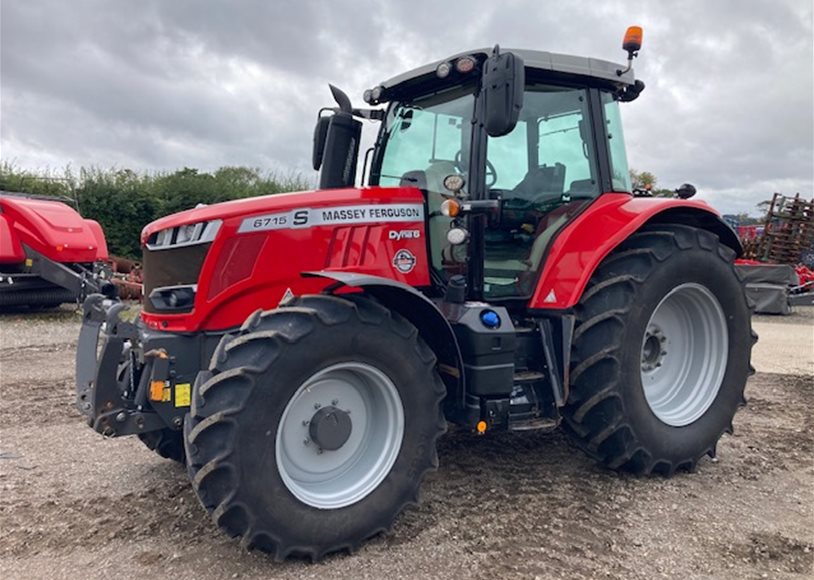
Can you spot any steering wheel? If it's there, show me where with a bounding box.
[454,150,498,188]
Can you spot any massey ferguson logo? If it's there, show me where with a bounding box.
[388,230,421,241]
[392,249,417,274]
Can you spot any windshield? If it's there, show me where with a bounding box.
[374,86,474,190]
[373,86,475,273]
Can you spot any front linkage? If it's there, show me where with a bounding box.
[75,294,167,437]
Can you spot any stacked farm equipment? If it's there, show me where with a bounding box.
[735,193,814,313]
[108,255,143,301]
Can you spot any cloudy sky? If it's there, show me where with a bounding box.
[1,0,812,215]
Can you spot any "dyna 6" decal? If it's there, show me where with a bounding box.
[237,203,424,233]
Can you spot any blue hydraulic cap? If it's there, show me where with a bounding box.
[480,309,501,329]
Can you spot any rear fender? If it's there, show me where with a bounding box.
[529,194,742,310]
[303,271,464,406]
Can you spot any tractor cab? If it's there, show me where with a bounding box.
[314,37,646,302]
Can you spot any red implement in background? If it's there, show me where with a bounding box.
[0,192,109,308]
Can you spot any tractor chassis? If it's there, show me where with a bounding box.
[75,292,575,438]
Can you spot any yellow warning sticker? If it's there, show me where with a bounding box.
[25,258,33,267]
[161,387,171,402]
[175,383,191,407]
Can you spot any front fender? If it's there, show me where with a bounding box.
[304,271,465,406]
[529,194,741,310]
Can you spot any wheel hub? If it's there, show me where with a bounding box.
[276,362,405,509]
[309,406,352,451]
[641,326,667,372]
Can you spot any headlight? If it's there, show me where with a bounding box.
[149,285,197,312]
[175,223,198,244]
[146,220,221,250]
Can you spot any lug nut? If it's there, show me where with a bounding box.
[317,448,323,455]
[331,399,339,406]
[302,420,310,426]
[115,412,126,423]
[314,402,321,409]
[303,438,310,446]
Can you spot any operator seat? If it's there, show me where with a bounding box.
[524,179,597,271]
[509,162,566,202]
[485,170,590,288]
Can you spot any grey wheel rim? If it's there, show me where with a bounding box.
[276,362,405,509]
[640,283,728,427]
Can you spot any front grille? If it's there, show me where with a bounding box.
[142,243,211,313]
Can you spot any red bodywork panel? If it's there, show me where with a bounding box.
[0,195,108,264]
[140,187,429,332]
[529,193,728,309]
[140,187,727,331]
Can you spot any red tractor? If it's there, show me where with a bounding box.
[76,29,755,560]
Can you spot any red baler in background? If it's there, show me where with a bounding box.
[0,191,110,308]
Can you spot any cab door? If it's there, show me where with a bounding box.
[482,85,603,299]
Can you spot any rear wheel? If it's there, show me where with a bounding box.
[184,295,446,560]
[562,225,756,475]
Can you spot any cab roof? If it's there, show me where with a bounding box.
[380,48,636,92]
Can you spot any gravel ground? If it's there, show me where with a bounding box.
[0,306,812,579]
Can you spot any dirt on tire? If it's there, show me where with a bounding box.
[0,306,812,579]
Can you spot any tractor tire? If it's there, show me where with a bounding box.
[138,429,186,463]
[184,294,446,560]
[116,356,185,463]
[562,224,756,475]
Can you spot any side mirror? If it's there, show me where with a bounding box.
[481,46,524,137]
[676,183,697,199]
[312,114,331,171]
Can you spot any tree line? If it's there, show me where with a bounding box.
[0,163,310,258]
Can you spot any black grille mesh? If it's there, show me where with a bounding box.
[142,243,210,313]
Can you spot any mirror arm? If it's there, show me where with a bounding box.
[352,108,385,121]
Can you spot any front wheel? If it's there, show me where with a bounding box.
[562,225,756,475]
[184,295,446,560]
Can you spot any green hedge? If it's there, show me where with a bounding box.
[0,163,310,258]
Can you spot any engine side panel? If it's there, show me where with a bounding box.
[140,187,429,332]
[529,193,739,309]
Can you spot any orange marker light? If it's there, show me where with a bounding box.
[476,420,487,434]
[149,380,166,401]
[623,25,643,53]
[441,199,461,217]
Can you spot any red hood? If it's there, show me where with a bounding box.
[140,186,424,243]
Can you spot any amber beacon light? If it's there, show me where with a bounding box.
[617,25,644,76]
[623,25,643,53]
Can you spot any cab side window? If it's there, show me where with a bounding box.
[483,86,600,299]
